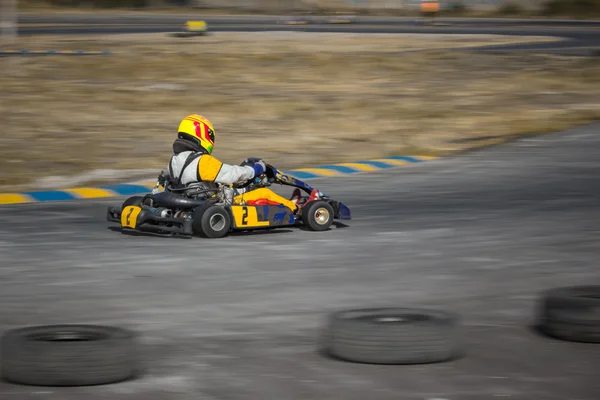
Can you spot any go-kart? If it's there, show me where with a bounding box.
[106,163,351,238]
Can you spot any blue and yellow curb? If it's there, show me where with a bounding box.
[0,49,114,55]
[0,155,437,205]
[0,50,218,55]
[286,156,437,179]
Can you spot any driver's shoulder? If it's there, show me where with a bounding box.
[171,150,195,161]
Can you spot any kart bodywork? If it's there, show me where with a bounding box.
[107,163,351,238]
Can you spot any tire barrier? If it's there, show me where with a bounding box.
[1,285,598,386]
[535,285,600,343]
[1,325,139,387]
[320,308,465,365]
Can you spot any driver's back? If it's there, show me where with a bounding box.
[168,151,256,186]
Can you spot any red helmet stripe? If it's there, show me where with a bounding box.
[192,120,213,144]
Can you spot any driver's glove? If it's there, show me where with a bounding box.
[240,157,266,177]
[249,159,266,177]
[240,157,263,167]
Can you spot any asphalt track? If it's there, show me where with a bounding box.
[1,123,600,399]
[13,14,600,55]
[3,12,600,399]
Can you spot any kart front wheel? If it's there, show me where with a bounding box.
[121,195,151,210]
[302,200,334,231]
[192,205,231,239]
[121,195,143,209]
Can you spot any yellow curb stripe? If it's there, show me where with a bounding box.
[412,155,439,161]
[335,162,381,172]
[370,158,412,166]
[64,187,118,199]
[0,194,34,205]
[293,168,342,177]
[139,181,158,188]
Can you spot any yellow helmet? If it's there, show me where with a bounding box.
[176,114,216,154]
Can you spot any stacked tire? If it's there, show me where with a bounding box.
[2,286,598,387]
[320,308,465,365]
[535,285,600,343]
[1,325,139,387]
[319,285,600,365]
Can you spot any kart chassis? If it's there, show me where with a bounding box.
[107,164,350,237]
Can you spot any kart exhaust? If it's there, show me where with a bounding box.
[150,208,173,218]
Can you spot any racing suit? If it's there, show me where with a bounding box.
[165,151,297,210]
[168,151,256,187]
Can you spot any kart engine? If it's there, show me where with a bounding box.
[149,207,173,218]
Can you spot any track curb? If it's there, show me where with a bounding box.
[0,155,438,205]
[0,49,115,55]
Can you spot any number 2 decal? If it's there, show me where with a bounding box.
[126,207,134,226]
[242,206,248,225]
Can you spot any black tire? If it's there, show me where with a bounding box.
[320,308,464,365]
[1,324,139,387]
[192,205,231,238]
[535,285,600,343]
[302,200,334,231]
[122,195,144,209]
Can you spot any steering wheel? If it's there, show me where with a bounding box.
[265,164,277,180]
[234,178,255,189]
[232,160,277,190]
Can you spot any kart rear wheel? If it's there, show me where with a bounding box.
[302,200,334,231]
[192,205,231,239]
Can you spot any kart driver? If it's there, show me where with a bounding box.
[164,114,298,210]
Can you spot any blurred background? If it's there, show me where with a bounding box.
[1,0,599,192]
[9,0,600,16]
[1,1,600,399]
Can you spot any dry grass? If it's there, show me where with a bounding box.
[1,32,599,190]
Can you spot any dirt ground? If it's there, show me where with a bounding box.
[1,32,599,191]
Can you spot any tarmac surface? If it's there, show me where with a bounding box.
[12,14,600,55]
[1,123,599,399]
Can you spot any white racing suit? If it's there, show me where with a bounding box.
[159,151,257,199]
[169,151,256,186]
[159,151,298,211]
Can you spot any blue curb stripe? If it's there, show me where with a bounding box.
[24,191,77,202]
[314,165,363,174]
[354,160,396,169]
[388,156,423,162]
[284,170,321,179]
[99,184,153,196]
[1,49,116,55]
